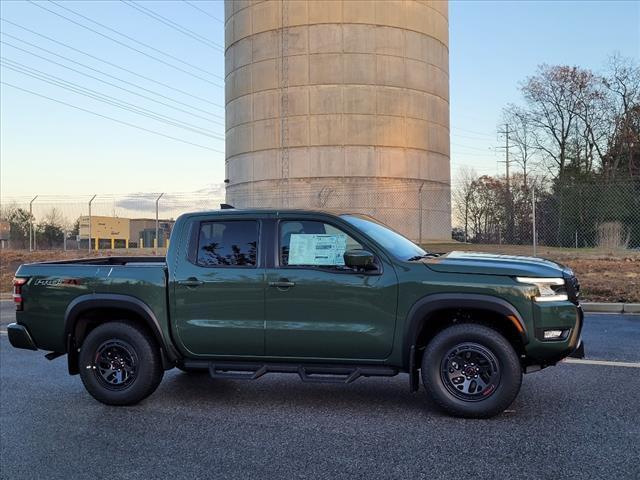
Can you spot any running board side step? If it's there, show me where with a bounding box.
[181,360,398,384]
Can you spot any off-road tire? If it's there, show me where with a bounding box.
[421,323,522,419]
[78,321,164,406]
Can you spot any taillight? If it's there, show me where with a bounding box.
[13,277,28,311]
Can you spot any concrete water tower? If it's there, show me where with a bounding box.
[224,0,450,240]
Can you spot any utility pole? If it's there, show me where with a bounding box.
[497,124,514,243]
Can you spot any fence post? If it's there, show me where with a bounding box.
[88,194,96,253]
[155,193,164,254]
[418,183,425,246]
[29,195,38,252]
[532,186,537,257]
[63,230,67,251]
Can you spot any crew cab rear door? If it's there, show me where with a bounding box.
[264,215,398,360]
[171,215,266,356]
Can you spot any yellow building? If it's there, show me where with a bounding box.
[79,216,130,249]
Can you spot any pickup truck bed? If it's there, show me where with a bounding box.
[13,256,173,359]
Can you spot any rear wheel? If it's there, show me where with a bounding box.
[421,324,522,418]
[78,321,164,405]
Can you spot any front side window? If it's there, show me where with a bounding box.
[197,220,258,267]
[279,220,362,267]
[341,214,427,261]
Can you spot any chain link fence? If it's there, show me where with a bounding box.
[453,179,640,251]
[1,180,639,252]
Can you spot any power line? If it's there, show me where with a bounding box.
[28,1,224,87]
[452,132,495,141]
[50,0,224,80]
[184,1,225,24]
[1,58,224,140]
[1,58,224,141]
[122,0,224,52]
[48,0,224,80]
[451,143,496,154]
[0,18,224,109]
[0,81,224,153]
[451,126,495,138]
[0,34,225,125]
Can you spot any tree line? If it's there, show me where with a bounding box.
[454,54,640,249]
[0,204,79,249]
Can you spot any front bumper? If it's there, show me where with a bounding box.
[525,303,584,365]
[7,323,38,351]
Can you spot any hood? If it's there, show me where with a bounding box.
[424,251,573,278]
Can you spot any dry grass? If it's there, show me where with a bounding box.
[2,245,639,302]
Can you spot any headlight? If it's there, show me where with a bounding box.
[515,277,568,302]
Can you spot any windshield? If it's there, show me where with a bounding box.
[341,215,428,261]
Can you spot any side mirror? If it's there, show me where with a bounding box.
[344,249,375,269]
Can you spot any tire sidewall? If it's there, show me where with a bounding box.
[79,322,163,406]
[422,324,522,418]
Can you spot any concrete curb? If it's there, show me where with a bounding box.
[582,303,640,314]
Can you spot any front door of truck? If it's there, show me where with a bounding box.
[172,216,265,356]
[264,217,398,360]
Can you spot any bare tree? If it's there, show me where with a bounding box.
[521,65,596,180]
[602,54,640,179]
[503,104,537,187]
[452,167,478,243]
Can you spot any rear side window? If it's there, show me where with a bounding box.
[197,220,258,267]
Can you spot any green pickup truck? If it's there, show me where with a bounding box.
[8,209,583,418]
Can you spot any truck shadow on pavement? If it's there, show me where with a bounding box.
[157,370,441,416]
[148,367,588,422]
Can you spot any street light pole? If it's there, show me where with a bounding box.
[155,193,164,254]
[88,194,96,252]
[29,195,38,252]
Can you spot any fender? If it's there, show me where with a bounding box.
[403,293,528,372]
[64,293,179,374]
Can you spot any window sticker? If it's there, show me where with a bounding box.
[288,234,347,266]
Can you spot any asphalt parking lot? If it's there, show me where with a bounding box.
[1,301,639,480]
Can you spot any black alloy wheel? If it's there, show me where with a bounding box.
[440,342,501,401]
[93,339,139,390]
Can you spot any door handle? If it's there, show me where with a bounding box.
[268,280,296,288]
[178,278,205,287]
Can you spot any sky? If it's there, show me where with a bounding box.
[1,0,638,200]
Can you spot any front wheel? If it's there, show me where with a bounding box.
[78,321,164,406]
[421,324,522,418]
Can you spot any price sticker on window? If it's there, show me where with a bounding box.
[288,234,347,266]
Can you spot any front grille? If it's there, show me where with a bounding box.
[565,275,580,304]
